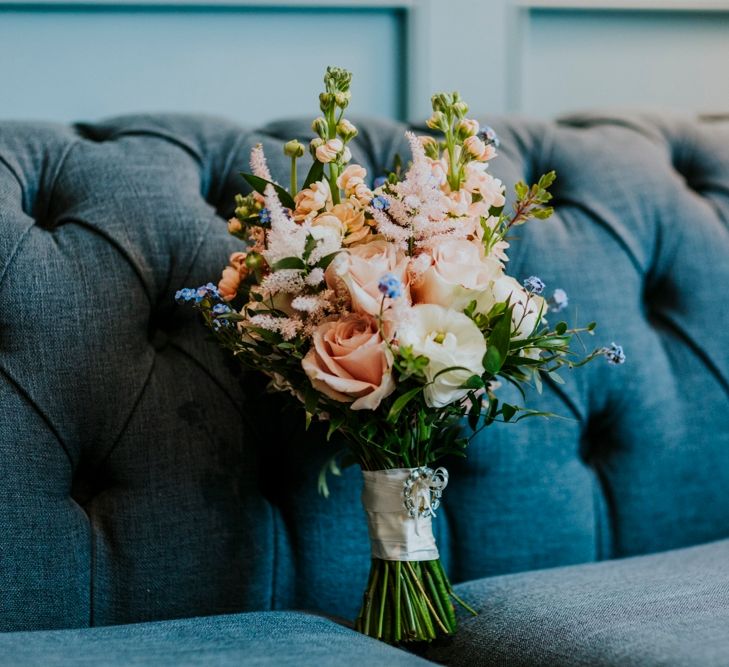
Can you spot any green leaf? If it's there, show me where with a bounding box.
[386,386,422,424]
[303,160,325,189]
[549,370,565,385]
[501,403,518,422]
[304,384,319,415]
[462,374,485,390]
[538,170,557,189]
[303,234,318,262]
[272,256,307,271]
[241,172,296,210]
[555,322,568,335]
[316,251,340,270]
[467,394,482,431]
[483,306,512,375]
[532,206,554,220]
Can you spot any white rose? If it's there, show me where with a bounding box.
[492,275,545,339]
[397,304,486,408]
[411,239,503,311]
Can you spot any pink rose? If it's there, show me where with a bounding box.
[411,238,503,311]
[302,313,395,410]
[325,239,410,315]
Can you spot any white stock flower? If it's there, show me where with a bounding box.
[397,304,486,408]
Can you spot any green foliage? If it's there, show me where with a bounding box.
[240,172,296,209]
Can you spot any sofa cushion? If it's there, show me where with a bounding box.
[426,538,729,666]
[0,611,433,666]
[1,113,729,629]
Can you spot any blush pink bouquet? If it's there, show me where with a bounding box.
[178,67,623,644]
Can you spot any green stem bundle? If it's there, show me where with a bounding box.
[354,557,474,643]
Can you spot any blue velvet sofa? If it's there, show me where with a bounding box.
[1,113,728,666]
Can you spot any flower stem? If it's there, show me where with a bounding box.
[377,560,390,639]
[394,562,402,642]
[290,156,297,195]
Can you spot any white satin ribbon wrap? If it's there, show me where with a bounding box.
[361,468,446,561]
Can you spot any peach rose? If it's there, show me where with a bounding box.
[218,251,248,301]
[302,313,395,410]
[325,239,410,315]
[293,179,331,221]
[411,239,503,311]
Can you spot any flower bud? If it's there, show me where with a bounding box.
[311,116,328,138]
[245,252,265,272]
[283,139,305,158]
[456,118,479,140]
[452,101,469,118]
[227,217,243,235]
[426,111,448,132]
[309,137,324,158]
[418,135,440,159]
[319,92,333,111]
[431,92,451,112]
[334,91,351,108]
[336,118,358,141]
[315,138,343,164]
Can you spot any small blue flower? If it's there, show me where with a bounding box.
[259,207,271,224]
[479,126,500,148]
[548,288,568,313]
[212,303,231,315]
[523,276,545,295]
[175,287,198,303]
[371,195,390,211]
[373,176,388,189]
[378,273,402,299]
[194,283,220,303]
[603,342,626,365]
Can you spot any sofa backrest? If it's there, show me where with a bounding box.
[1,113,728,632]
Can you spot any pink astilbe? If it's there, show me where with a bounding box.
[262,185,308,266]
[371,207,410,250]
[248,314,302,341]
[250,144,273,181]
[259,269,306,298]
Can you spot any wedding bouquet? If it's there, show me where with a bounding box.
[177,67,624,644]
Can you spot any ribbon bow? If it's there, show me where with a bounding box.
[402,467,449,534]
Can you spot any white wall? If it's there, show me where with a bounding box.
[1,0,729,124]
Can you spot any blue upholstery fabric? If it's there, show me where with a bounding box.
[0,611,433,666]
[1,113,728,633]
[426,538,729,666]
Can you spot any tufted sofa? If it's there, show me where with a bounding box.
[1,112,729,666]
